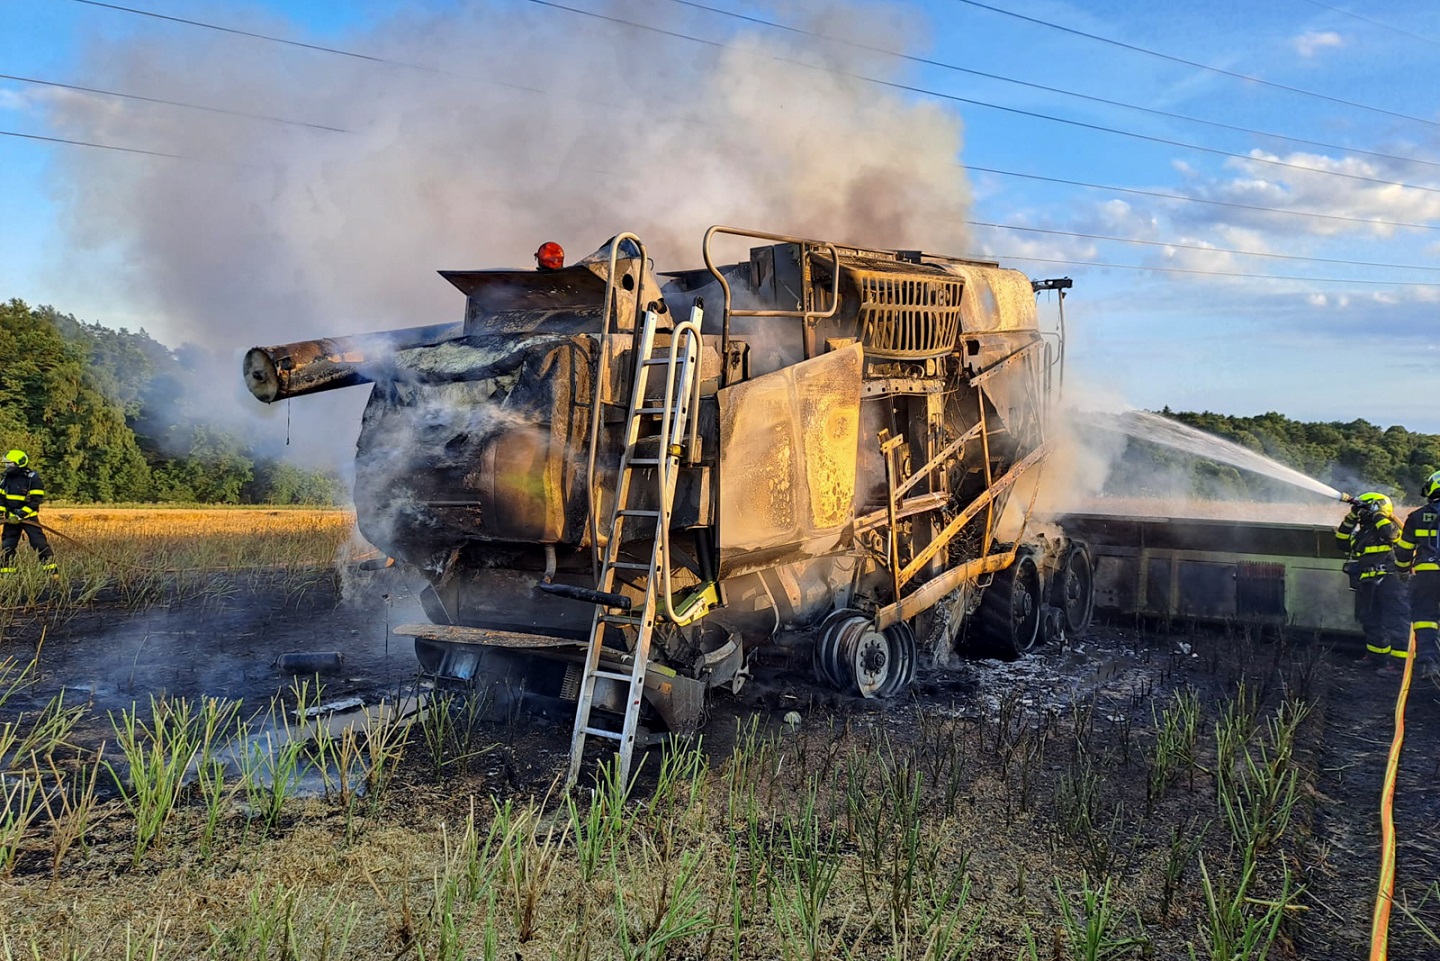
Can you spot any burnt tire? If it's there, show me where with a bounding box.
[814,610,858,690]
[975,553,1043,660]
[1054,544,1095,637]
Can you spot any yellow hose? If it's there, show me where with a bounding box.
[1369,626,1416,960]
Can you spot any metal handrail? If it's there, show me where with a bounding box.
[656,307,704,622]
[586,232,648,578]
[701,225,843,386]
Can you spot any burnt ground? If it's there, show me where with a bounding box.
[3,573,1440,957]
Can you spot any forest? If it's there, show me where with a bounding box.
[4,296,1437,506]
[0,298,342,504]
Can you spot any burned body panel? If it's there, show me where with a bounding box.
[717,345,863,577]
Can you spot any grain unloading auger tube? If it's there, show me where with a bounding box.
[241,226,1090,781]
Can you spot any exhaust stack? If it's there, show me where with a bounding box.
[243,322,461,402]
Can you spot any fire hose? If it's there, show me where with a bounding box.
[1369,626,1417,961]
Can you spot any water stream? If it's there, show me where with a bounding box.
[1099,409,1347,502]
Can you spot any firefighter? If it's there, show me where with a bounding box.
[1336,491,1408,670]
[1394,471,1440,680]
[1,449,54,573]
[534,242,565,271]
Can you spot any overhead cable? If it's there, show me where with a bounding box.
[528,0,1440,196]
[69,0,1440,196]
[0,128,193,160]
[969,165,1440,232]
[0,73,348,133]
[66,0,429,68]
[969,220,1440,272]
[1297,0,1440,49]
[954,0,1440,131]
[987,253,1440,287]
[661,0,1440,172]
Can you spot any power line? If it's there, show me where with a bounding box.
[0,128,194,161]
[69,0,1440,198]
[0,73,348,133]
[954,0,1440,132]
[869,75,1440,196]
[65,0,427,68]
[531,0,1440,196]
[969,220,1440,272]
[987,252,1440,286]
[1296,0,1440,48]
[969,165,1440,232]
[662,0,1440,173]
[0,139,1426,289]
[48,0,1440,239]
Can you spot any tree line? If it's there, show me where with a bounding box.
[1,298,343,505]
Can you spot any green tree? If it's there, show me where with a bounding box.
[0,299,151,500]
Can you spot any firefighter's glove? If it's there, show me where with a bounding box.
[3,513,20,524]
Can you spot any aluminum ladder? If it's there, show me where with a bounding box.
[566,305,703,790]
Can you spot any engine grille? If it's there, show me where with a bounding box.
[852,269,965,360]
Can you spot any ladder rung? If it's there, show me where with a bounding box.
[634,407,669,415]
[616,508,661,517]
[641,358,672,366]
[592,669,635,683]
[583,726,624,741]
[601,614,643,625]
[609,561,652,571]
[625,458,661,467]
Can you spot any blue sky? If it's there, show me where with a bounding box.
[4,0,1440,447]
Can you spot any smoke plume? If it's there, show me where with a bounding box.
[45,0,971,352]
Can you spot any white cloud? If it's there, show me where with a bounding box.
[1293,30,1344,57]
[1178,149,1440,238]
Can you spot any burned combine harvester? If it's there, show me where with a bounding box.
[244,227,1093,782]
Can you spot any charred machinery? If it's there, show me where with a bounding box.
[244,226,1093,782]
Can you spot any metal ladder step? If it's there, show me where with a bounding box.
[583,726,624,741]
[591,669,635,683]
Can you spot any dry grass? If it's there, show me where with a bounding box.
[0,508,358,627]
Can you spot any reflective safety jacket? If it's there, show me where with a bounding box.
[1336,508,1401,579]
[1395,500,1440,573]
[0,466,45,522]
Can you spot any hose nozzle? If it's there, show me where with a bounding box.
[1340,491,1358,504]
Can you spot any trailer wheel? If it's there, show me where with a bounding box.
[1054,544,1095,636]
[975,554,1043,659]
[813,610,856,690]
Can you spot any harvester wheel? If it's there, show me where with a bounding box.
[974,553,1042,659]
[875,622,918,698]
[814,612,915,698]
[1054,544,1095,637]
